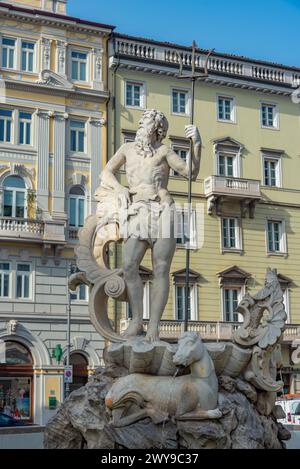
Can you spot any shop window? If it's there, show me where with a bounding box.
[0,341,33,422]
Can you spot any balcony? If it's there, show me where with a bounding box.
[68,227,79,242]
[120,319,300,344]
[0,217,44,241]
[204,176,262,217]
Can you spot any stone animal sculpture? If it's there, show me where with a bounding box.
[105,332,222,427]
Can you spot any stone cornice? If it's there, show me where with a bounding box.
[114,60,293,97]
[0,2,114,36]
[2,77,110,102]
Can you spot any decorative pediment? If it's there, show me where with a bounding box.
[122,129,136,142]
[36,70,75,90]
[213,137,244,153]
[218,265,251,286]
[277,273,293,288]
[173,269,201,283]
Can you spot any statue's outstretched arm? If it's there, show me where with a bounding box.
[100,145,126,190]
[167,125,201,181]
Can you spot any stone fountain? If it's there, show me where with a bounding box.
[44,109,290,449]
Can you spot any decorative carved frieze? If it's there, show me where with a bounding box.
[56,41,67,77]
[41,38,52,71]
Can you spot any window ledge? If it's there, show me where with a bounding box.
[267,252,288,258]
[125,105,145,110]
[217,119,236,125]
[222,248,243,255]
[171,112,190,118]
[261,125,280,131]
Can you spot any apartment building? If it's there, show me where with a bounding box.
[108,33,300,394]
[0,0,113,425]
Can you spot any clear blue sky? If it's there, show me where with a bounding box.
[69,0,300,68]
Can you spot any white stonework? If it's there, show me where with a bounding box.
[89,118,104,213]
[52,112,68,218]
[36,110,51,217]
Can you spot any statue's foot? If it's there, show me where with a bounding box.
[123,320,144,338]
[176,408,222,421]
[145,328,159,343]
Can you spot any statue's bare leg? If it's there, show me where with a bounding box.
[122,238,148,337]
[146,237,176,342]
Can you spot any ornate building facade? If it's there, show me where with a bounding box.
[0,0,113,425]
[108,33,300,395]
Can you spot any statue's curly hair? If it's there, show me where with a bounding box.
[135,109,169,158]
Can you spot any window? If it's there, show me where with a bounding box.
[3,175,26,218]
[16,264,31,299]
[171,147,189,176]
[217,153,235,177]
[0,342,33,422]
[0,110,12,143]
[218,96,235,122]
[2,38,15,69]
[21,41,35,72]
[222,218,241,250]
[70,284,88,302]
[172,89,189,114]
[126,281,150,320]
[176,208,197,248]
[125,81,144,108]
[267,220,286,254]
[19,112,32,145]
[69,186,85,228]
[70,120,85,153]
[261,103,278,129]
[175,284,197,321]
[71,51,87,81]
[223,288,241,322]
[0,263,10,298]
[263,157,281,187]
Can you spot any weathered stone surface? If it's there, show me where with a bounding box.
[44,368,291,450]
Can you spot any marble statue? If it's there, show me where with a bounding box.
[71,108,201,344]
[105,333,222,427]
[45,110,291,449]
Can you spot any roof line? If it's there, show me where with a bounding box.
[0,1,115,31]
[113,32,300,73]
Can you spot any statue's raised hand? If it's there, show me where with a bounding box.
[185,124,201,145]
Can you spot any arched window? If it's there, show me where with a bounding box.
[3,341,33,365]
[0,341,33,422]
[69,186,85,228]
[68,352,88,393]
[3,175,26,218]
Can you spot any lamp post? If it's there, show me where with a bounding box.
[177,42,213,332]
[65,262,76,399]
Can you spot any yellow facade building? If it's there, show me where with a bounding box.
[108,34,300,394]
[0,0,113,425]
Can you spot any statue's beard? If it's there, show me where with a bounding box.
[135,127,156,158]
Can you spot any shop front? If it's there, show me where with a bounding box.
[0,341,33,422]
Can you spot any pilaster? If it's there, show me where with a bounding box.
[52,112,68,219]
[41,38,52,71]
[56,41,67,78]
[89,117,105,214]
[36,110,52,218]
[92,48,104,90]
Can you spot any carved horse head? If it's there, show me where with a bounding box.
[173,332,205,368]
